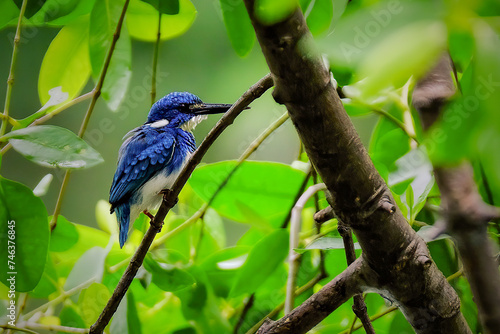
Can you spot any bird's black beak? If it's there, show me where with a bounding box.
[189,103,234,115]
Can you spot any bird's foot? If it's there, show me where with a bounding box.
[143,210,155,220]
[160,189,179,208]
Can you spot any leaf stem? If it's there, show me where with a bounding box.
[1,0,28,137]
[151,10,162,105]
[22,278,95,321]
[50,0,130,229]
[0,92,93,156]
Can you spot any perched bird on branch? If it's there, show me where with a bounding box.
[109,92,232,247]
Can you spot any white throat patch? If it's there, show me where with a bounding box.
[181,115,207,132]
[150,119,170,128]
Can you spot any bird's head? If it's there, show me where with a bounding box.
[147,92,233,131]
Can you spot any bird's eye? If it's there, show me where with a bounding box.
[178,103,191,112]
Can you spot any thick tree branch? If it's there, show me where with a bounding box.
[412,54,500,334]
[89,74,273,333]
[243,2,470,333]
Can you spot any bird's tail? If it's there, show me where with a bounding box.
[114,204,131,248]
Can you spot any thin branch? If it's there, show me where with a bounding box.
[340,268,465,334]
[413,54,500,334]
[246,272,327,334]
[23,323,88,334]
[0,326,38,334]
[280,168,312,228]
[89,74,273,334]
[22,279,95,320]
[286,183,326,314]
[338,222,375,334]
[0,92,94,155]
[50,0,131,229]
[152,109,286,249]
[371,107,419,144]
[1,0,27,137]
[257,259,365,334]
[234,294,255,334]
[314,206,334,224]
[150,10,162,105]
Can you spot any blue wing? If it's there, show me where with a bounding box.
[109,126,176,210]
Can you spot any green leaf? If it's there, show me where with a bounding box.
[200,246,249,297]
[0,1,19,30]
[254,0,297,25]
[220,0,255,57]
[110,292,142,334]
[78,282,111,326]
[306,0,333,36]
[95,200,118,235]
[342,98,371,117]
[230,229,289,297]
[3,125,104,169]
[357,21,447,98]
[29,0,96,25]
[189,161,309,227]
[50,215,79,252]
[38,16,91,106]
[389,311,414,334]
[126,0,196,42]
[30,255,58,298]
[295,236,360,254]
[64,246,108,291]
[89,0,131,110]
[144,255,196,292]
[102,26,132,111]
[140,0,179,14]
[14,0,46,18]
[59,305,87,334]
[0,177,49,292]
[369,108,411,174]
[50,223,110,279]
[429,20,500,176]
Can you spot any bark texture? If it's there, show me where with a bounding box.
[243,3,472,333]
[413,54,500,334]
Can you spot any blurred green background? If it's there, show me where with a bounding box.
[0,0,376,232]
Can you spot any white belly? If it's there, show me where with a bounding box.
[129,155,189,222]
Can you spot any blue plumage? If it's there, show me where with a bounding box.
[110,92,232,247]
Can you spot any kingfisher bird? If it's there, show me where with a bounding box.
[109,92,232,247]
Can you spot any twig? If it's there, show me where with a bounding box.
[0,0,27,137]
[50,0,131,229]
[23,323,88,334]
[22,279,95,320]
[280,168,313,228]
[89,74,273,334]
[314,206,334,224]
[0,92,93,155]
[246,272,327,334]
[337,222,375,334]
[0,326,38,334]
[340,268,465,334]
[152,109,285,249]
[413,54,500,333]
[234,294,255,334]
[371,107,419,144]
[285,183,327,314]
[150,9,162,105]
[256,259,364,334]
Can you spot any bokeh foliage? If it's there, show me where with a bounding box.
[0,0,499,333]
